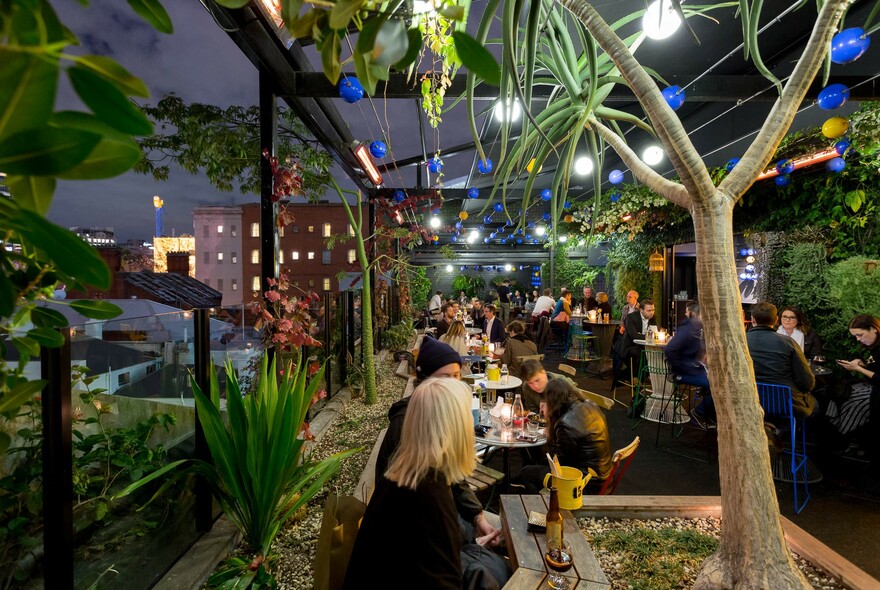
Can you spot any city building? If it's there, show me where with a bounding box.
[153,235,196,276]
[193,202,358,306]
[70,226,117,247]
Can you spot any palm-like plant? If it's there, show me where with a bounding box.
[119,351,358,584]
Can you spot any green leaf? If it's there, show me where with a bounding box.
[126,0,173,34]
[356,15,386,55]
[353,49,378,96]
[320,32,342,85]
[392,28,423,71]
[74,55,150,97]
[5,176,55,215]
[2,380,46,413]
[845,189,864,212]
[0,48,59,141]
[289,10,321,39]
[69,300,122,320]
[372,19,409,68]
[27,328,65,348]
[31,306,70,328]
[11,337,41,359]
[452,32,500,86]
[68,67,154,136]
[438,6,465,20]
[328,0,364,30]
[58,136,143,180]
[0,126,100,176]
[214,0,250,7]
[7,209,113,289]
[281,0,305,23]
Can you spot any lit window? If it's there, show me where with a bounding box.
[252,276,260,291]
[217,252,224,263]
[348,249,356,264]
[217,278,224,290]
[232,279,238,291]
[278,250,285,264]
[348,224,355,237]
[308,251,315,260]
[251,249,259,264]
[217,225,224,234]
[203,252,209,264]
[322,250,331,265]
[231,225,237,237]
[322,223,332,237]
[323,277,331,291]
[308,225,314,233]
[279,226,285,238]
[231,252,238,264]
[292,250,300,260]
[251,222,260,237]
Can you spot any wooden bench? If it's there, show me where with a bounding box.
[353,427,388,504]
[465,463,505,494]
[500,494,610,589]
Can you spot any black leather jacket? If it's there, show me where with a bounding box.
[549,400,613,482]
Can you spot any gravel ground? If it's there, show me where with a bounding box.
[231,354,848,590]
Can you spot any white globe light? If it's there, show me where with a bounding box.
[574,156,594,176]
[643,0,682,40]
[445,264,453,272]
[429,216,441,228]
[559,235,568,243]
[642,145,664,166]
[493,99,522,123]
[504,264,513,271]
[468,229,480,243]
[535,226,546,236]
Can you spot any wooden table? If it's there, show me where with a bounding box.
[499,494,610,589]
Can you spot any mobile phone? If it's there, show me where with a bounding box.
[516,434,539,443]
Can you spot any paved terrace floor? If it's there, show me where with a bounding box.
[476,346,880,580]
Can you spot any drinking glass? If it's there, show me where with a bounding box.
[545,538,573,589]
[812,355,826,364]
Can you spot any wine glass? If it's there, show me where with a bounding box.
[545,538,573,589]
[812,355,826,365]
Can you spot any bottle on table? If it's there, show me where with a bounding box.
[500,363,509,384]
[544,487,572,588]
[512,393,525,434]
[546,486,563,550]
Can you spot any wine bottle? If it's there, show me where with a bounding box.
[512,393,525,434]
[546,487,563,549]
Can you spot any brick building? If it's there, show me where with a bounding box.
[193,202,358,306]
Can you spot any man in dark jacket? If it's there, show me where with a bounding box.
[482,304,506,344]
[746,302,817,417]
[665,302,714,425]
[436,303,455,338]
[611,299,656,390]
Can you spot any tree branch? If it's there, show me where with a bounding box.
[560,0,716,202]
[719,0,848,201]
[589,117,692,209]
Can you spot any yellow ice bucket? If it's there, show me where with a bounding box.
[543,466,592,510]
[486,365,501,382]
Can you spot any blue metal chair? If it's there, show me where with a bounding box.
[756,382,810,514]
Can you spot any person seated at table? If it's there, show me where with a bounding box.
[514,380,613,495]
[531,288,556,318]
[595,292,613,317]
[346,378,509,589]
[831,314,880,460]
[436,303,456,339]
[482,304,506,344]
[581,286,599,312]
[665,302,715,427]
[550,290,573,345]
[523,292,536,315]
[519,359,576,414]
[777,305,823,360]
[746,302,816,417]
[471,299,485,325]
[376,338,506,559]
[458,290,471,307]
[611,299,656,391]
[616,290,640,336]
[429,290,443,314]
[440,320,469,356]
[497,320,538,378]
[511,290,525,307]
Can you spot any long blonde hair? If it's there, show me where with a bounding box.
[385,378,476,490]
[445,320,466,339]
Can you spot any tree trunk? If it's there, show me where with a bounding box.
[691,196,809,590]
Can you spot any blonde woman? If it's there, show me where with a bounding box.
[344,379,477,588]
[439,320,469,356]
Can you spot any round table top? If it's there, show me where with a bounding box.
[811,364,832,376]
[467,327,483,335]
[476,429,546,448]
[634,338,668,347]
[583,319,620,326]
[473,375,522,390]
